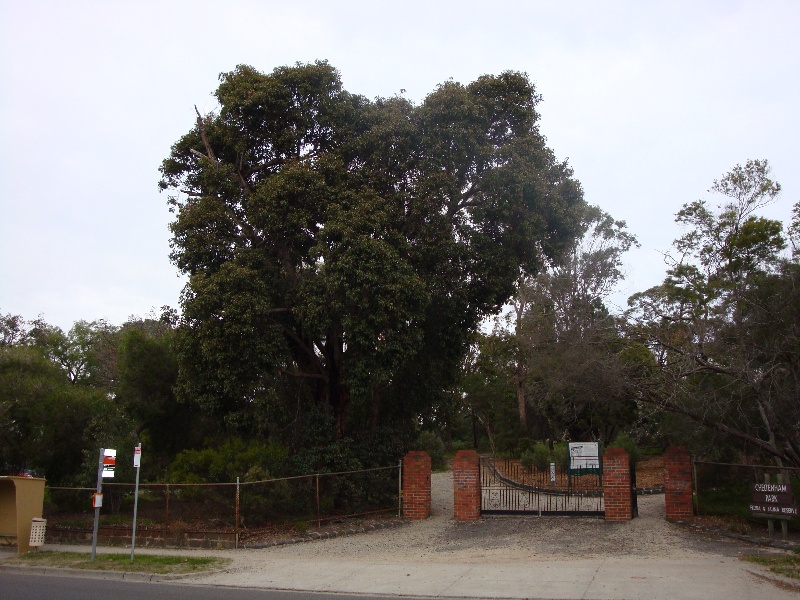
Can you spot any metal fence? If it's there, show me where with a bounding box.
[481,457,604,515]
[44,464,401,540]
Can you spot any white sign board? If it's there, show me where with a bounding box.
[133,445,141,468]
[569,442,600,470]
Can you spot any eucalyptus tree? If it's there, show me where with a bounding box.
[484,205,639,439]
[628,160,800,466]
[159,61,584,445]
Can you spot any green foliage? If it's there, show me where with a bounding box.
[531,443,552,470]
[160,61,585,448]
[627,161,800,468]
[553,442,570,469]
[168,438,288,483]
[0,343,125,485]
[607,433,641,464]
[516,438,535,455]
[413,431,447,471]
[519,450,536,469]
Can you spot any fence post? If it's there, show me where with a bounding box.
[402,451,431,519]
[316,474,321,528]
[602,448,632,521]
[164,484,170,531]
[398,460,402,517]
[453,450,481,521]
[664,446,694,521]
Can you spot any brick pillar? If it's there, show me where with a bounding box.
[603,447,632,521]
[664,446,694,521]
[402,451,431,520]
[453,450,481,522]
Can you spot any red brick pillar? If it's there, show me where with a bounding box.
[402,451,431,520]
[453,450,481,522]
[603,448,632,521]
[664,446,694,521]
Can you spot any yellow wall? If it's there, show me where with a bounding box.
[0,477,46,554]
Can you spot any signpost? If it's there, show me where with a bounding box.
[130,443,142,562]
[91,448,116,562]
[749,480,798,540]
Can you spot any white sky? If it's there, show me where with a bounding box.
[1,0,798,330]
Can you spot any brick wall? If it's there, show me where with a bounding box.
[603,448,632,521]
[452,450,481,522]
[402,451,431,520]
[664,446,694,521]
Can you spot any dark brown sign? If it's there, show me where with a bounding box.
[752,483,792,494]
[751,492,794,505]
[750,482,797,517]
[749,504,798,516]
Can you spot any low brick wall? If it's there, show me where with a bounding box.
[603,448,632,521]
[46,526,236,549]
[402,451,431,520]
[664,446,694,521]
[453,450,481,522]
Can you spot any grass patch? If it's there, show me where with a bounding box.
[742,552,800,580]
[8,551,230,574]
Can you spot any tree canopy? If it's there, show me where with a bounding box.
[628,160,800,467]
[159,61,585,448]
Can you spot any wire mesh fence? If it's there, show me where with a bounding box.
[694,460,800,526]
[44,464,401,539]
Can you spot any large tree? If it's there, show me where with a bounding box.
[476,205,639,441]
[628,160,800,466]
[159,62,584,444]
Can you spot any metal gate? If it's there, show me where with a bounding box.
[480,456,604,516]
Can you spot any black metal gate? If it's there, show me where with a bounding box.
[480,456,604,516]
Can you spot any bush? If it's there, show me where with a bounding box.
[516,437,535,455]
[520,450,536,469]
[607,433,641,464]
[413,431,447,471]
[532,443,551,470]
[553,443,570,469]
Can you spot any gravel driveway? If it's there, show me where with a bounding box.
[227,470,769,567]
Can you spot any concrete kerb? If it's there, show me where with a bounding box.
[0,562,231,582]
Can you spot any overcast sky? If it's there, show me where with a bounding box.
[1,0,798,330]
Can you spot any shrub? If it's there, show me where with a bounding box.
[520,450,536,469]
[607,433,641,464]
[516,438,535,455]
[413,431,447,471]
[553,443,570,469]
[532,443,551,471]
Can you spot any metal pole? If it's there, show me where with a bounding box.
[91,448,104,562]
[398,460,402,518]
[692,457,700,516]
[130,443,141,563]
[235,477,240,550]
[316,475,321,528]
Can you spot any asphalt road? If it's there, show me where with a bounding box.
[0,572,454,600]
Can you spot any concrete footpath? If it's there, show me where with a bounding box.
[182,553,798,600]
[0,541,795,600]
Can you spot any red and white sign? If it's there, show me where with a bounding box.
[102,448,116,478]
[92,493,103,508]
[133,445,141,468]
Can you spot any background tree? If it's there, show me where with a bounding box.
[475,205,639,443]
[0,313,128,484]
[159,62,585,462]
[628,160,800,467]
